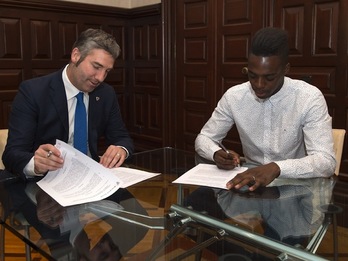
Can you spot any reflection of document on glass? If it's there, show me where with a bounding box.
[172,164,248,189]
[37,140,123,207]
[110,167,160,188]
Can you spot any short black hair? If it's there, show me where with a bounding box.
[250,27,289,64]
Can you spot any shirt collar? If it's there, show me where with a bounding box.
[251,77,289,104]
[269,77,289,102]
[62,64,82,100]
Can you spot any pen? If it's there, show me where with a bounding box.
[219,142,229,155]
[219,142,240,168]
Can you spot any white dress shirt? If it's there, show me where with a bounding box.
[195,77,336,178]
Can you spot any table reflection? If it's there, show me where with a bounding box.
[183,177,334,258]
[0,148,337,261]
[4,180,149,260]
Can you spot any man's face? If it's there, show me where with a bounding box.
[68,48,115,93]
[247,54,288,99]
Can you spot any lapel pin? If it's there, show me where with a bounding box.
[96,97,100,101]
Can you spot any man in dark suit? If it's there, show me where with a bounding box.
[2,28,133,179]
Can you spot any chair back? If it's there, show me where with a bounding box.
[332,129,346,175]
[0,129,8,169]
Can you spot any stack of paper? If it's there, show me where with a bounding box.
[172,163,247,189]
[37,140,160,207]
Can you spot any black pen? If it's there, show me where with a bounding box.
[219,142,240,168]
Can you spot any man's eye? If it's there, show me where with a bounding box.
[265,76,276,81]
[248,73,256,79]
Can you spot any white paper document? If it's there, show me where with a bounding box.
[172,163,248,189]
[109,167,160,188]
[37,140,159,207]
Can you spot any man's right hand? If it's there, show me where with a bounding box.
[34,144,64,174]
[214,149,240,170]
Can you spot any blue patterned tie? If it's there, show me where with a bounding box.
[74,92,87,154]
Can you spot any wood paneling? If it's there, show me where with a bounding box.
[174,0,215,152]
[128,13,163,151]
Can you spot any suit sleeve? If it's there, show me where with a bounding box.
[88,85,134,161]
[3,82,40,178]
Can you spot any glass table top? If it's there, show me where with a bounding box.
[0,147,338,260]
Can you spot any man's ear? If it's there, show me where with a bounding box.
[285,63,290,74]
[71,47,81,64]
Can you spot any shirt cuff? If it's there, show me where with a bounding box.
[23,157,44,178]
[117,146,129,159]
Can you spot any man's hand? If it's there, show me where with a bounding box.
[99,145,127,168]
[226,162,280,191]
[34,144,64,174]
[214,149,240,170]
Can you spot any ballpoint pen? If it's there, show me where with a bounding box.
[219,142,240,168]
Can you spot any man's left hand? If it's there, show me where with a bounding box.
[99,145,127,168]
[226,162,280,191]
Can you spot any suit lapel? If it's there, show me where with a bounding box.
[88,91,99,130]
[50,72,69,134]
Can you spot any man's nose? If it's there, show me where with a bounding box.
[255,77,266,88]
[95,70,107,82]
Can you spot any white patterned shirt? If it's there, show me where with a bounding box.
[195,77,336,178]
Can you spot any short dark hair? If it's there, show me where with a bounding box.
[250,27,289,64]
[72,28,121,66]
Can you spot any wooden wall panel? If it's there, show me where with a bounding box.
[128,12,163,151]
[0,18,21,59]
[175,0,215,151]
[149,24,161,59]
[282,6,304,55]
[58,23,79,60]
[313,2,339,55]
[30,20,52,59]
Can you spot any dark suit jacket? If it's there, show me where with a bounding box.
[2,68,133,179]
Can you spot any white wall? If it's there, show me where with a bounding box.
[57,0,161,8]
